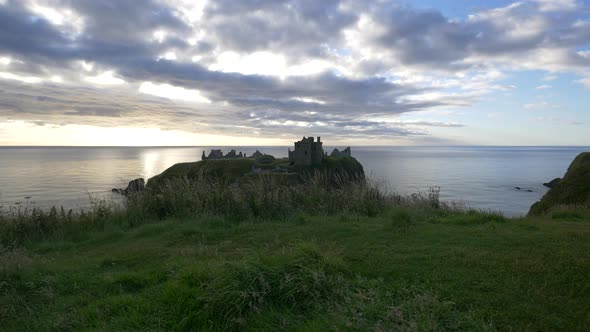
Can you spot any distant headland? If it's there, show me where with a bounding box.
[144,136,364,190]
[112,136,363,194]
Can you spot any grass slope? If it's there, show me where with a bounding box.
[147,159,256,189]
[2,209,590,331]
[529,152,590,215]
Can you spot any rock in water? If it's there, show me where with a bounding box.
[126,178,145,193]
[112,178,145,196]
[529,152,590,215]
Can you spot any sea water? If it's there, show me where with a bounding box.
[0,146,587,216]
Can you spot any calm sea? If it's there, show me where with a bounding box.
[0,146,587,217]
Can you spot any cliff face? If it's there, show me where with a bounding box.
[147,158,256,190]
[312,156,365,179]
[146,156,365,190]
[529,152,590,215]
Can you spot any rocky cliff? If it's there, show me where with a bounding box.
[147,156,365,191]
[529,152,590,215]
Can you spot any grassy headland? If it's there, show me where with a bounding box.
[147,156,365,190]
[529,152,590,215]
[1,157,589,331]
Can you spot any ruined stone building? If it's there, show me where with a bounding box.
[200,138,350,167]
[202,149,223,160]
[202,149,244,160]
[288,136,324,166]
[202,149,266,160]
[330,147,351,158]
[251,150,263,159]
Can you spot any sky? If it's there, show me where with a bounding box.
[0,0,589,146]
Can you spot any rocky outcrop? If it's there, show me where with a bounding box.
[529,152,590,215]
[256,154,275,165]
[298,155,365,182]
[543,178,561,189]
[150,139,364,191]
[147,155,366,192]
[112,178,145,196]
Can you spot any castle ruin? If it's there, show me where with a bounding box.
[201,149,265,160]
[288,136,324,166]
[330,147,351,158]
[201,137,352,167]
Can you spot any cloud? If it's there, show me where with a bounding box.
[351,1,590,90]
[535,84,552,90]
[578,77,590,88]
[535,0,579,12]
[543,75,558,81]
[84,71,126,85]
[533,116,561,122]
[523,101,561,110]
[139,82,211,104]
[532,117,583,126]
[0,0,589,143]
[202,0,356,56]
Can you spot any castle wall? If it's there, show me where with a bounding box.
[290,136,324,166]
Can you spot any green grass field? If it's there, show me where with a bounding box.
[2,154,590,331]
[2,207,589,331]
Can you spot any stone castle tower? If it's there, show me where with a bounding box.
[288,136,324,166]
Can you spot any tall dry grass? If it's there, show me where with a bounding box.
[133,172,387,220]
[0,173,462,247]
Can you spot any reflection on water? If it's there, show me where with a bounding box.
[0,146,587,216]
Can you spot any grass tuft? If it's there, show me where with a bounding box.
[163,243,347,331]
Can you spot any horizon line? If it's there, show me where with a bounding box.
[1,145,589,148]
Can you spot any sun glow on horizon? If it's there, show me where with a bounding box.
[0,121,289,146]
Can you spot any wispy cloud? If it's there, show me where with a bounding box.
[523,101,561,110]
